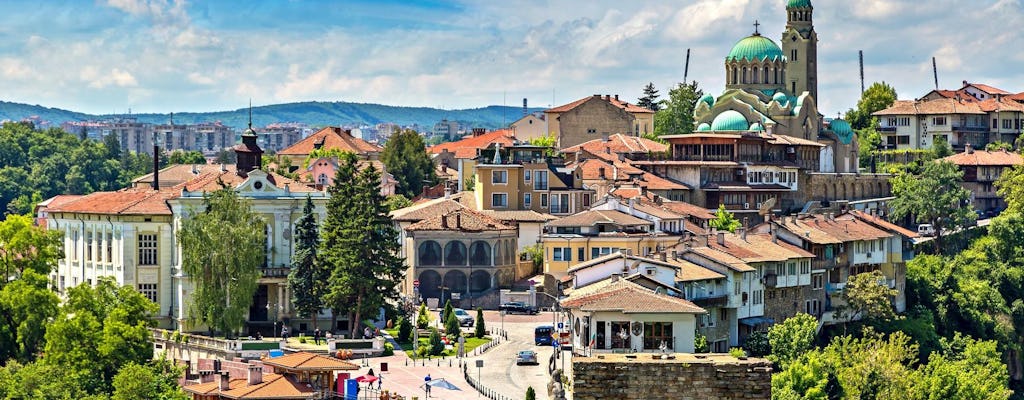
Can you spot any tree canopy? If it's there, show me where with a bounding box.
[381,128,438,198]
[653,81,703,137]
[0,214,62,283]
[288,196,328,331]
[889,160,975,252]
[709,204,741,233]
[845,82,897,130]
[637,82,661,111]
[177,188,266,336]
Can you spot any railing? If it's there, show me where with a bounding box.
[877,126,897,132]
[549,205,570,214]
[691,294,729,308]
[464,363,516,400]
[952,125,988,132]
[812,259,837,270]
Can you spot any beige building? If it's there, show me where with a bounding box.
[942,145,1024,213]
[545,94,655,149]
[510,113,548,142]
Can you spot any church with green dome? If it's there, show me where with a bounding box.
[692,0,859,174]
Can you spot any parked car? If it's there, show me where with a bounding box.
[499,301,537,315]
[917,224,936,237]
[452,308,474,327]
[516,350,538,365]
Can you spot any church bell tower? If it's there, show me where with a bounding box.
[782,0,818,100]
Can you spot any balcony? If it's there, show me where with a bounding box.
[877,126,897,133]
[690,294,728,308]
[261,266,290,278]
[762,273,777,288]
[549,205,570,214]
[825,282,845,294]
[952,126,988,133]
[812,259,836,270]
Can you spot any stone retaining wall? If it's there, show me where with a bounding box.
[572,353,772,400]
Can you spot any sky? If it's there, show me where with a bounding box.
[1,0,1022,118]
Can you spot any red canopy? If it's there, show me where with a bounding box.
[355,375,378,383]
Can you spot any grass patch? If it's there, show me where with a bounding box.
[384,328,491,358]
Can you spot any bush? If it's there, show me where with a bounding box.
[474,307,486,338]
[694,333,709,353]
[398,317,413,343]
[729,347,747,358]
[416,303,429,329]
[382,342,394,356]
[298,336,307,344]
[442,300,454,325]
[428,328,444,356]
[445,312,461,338]
[525,386,536,400]
[744,331,770,357]
[416,344,429,358]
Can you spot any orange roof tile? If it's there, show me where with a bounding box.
[406,208,517,232]
[546,209,651,228]
[656,200,715,220]
[977,98,1024,112]
[183,377,248,395]
[561,279,704,314]
[942,149,1024,167]
[966,82,1012,95]
[561,134,666,154]
[428,129,516,158]
[390,197,467,221]
[278,126,381,156]
[672,258,726,282]
[547,95,654,114]
[261,352,359,371]
[220,373,316,399]
[705,232,814,263]
[47,189,177,215]
[848,210,919,239]
[772,213,892,244]
[873,99,986,116]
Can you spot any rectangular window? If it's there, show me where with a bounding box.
[932,116,946,125]
[812,273,823,290]
[788,262,796,276]
[86,232,93,261]
[582,193,591,208]
[492,170,508,184]
[138,283,158,303]
[577,247,585,262]
[591,247,614,259]
[643,322,673,350]
[524,193,532,207]
[106,233,113,262]
[540,193,548,207]
[533,171,548,190]
[553,247,572,262]
[524,170,531,182]
[491,193,508,208]
[138,234,158,266]
[59,276,65,292]
[734,281,740,295]
[1004,119,1013,129]
[897,136,910,145]
[800,260,810,274]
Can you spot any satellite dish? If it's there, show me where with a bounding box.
[758,198,776,216]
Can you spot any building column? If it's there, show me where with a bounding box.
[277,285,284,319]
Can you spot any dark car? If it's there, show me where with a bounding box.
[516,350,538,365]
[499,301,537,315]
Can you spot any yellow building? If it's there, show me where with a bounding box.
[473,144,594,216]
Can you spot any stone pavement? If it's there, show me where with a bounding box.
[343,334,477,400]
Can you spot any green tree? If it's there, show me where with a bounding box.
[842,271,898,323]
[694,333,710,353]
[288,196,327,333]
[529,133,557,156]
[323,155,405,338]
[744,331,770,357]
[0,214,63,283]
[996,164,1024,214]
[768,313,818,368]
[857,124,882,169]
[932,136,953,158]
[103,133,121,160]
[398,317,413,343]
[912,334,1011,399]
[845,82,897,130]
[654,81,703,136]
[428,327,444,356]
[381,128,438,198]
[177,189,265,336]
[474,308,486,338]
[442,300,454,325]
[385,193,413,211]
[637,82,661,111]
[889,160,975,252]
[445,312,461,338]
[771,351,829,400]
[111,360,187,400]
[709,204,741,233]
[986,141,1013,151]
[525,386,537,400]
[166,150,206,165]
[416,303,429,329]
[0,270,60,362]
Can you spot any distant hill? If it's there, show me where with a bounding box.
[0,100,546,131]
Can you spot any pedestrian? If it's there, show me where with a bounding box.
[364,326,372,339]
[377,374,383,390]
[314,328,321,345]
[281,326,289,340]
[424,374,431,397]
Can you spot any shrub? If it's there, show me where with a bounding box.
[729,347,747,358]
[445,312,461,338]
[442,300,454,325]
[694,333,709,353]
[474,307,486,338]
[744,331,770,357]
[416,303,429,329]
[428,328,444,356]
[398,317,413,343]
[382,342,394,356]
[416,344,429,358]
[525,386,536,400]
[298,336,307,344]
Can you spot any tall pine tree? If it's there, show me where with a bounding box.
[320,152,361,332]
[288,195,328,333]
[381,128,437,198]
[637,82,661,111]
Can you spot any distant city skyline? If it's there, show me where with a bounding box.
[0,0,1020,118]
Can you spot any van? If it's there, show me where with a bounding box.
[534,325,554,346]
[917,224,936,237]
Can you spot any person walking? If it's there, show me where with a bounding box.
[314,328,321,345]
[424,374,431,397]
[377,374,383,390]
[281,326,289,340]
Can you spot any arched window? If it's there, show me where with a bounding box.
[732,67,738,84]
[507,240,516,264]
[752,67,759,84]
[763,65,769,83]
[773,67,779,84]
[418,241,442,265]
[317,173,329,186]
[444,241,467,266]
[742,67,748,84]
[469,241,491,266]
[494,242,503,266]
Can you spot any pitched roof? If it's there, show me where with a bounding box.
[848,210,919,239]
[561,279,704,314]
[133,164,318,193]
[704,232,815,263]
[671,258,727,282]
[277,126,381,156]
[772,213,893,244]
[566,252,681,274]
[546,209,651,228]
[684,246,756,272]
[942,149,1024,167]
[547,95,655,114]
[37,194,84,210]
[390,197,467,221]
[261,352,359,371]
[46,188,177,215]
[966,82,1012,95]
[476,209,558,223]
[428,129,516,158]
[183,377,248,395]
[406,208,517,232]
[220,373,316,399]
[656,200,716,220]
[977,98,1024,112]
[872,99,987,116]
[561,134,666,154]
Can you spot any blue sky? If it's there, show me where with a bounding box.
[1,0,1022,118]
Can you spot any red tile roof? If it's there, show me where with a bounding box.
[848,210,919,239]
[406,208,517,232]
[561,279,704,314]
[47,189,177,215]
[942,149,1024,167]
[705,232,815,263]
[873,99,987,116]
[547,95,655,114]
[428,129,516,158]
[261,352,359,371]
[966,82,1012,95]
[772,213,892,244]
[561,134,666,154]
[546,209,651,228]
[278,126,381,156]
[977,98,1024,112]
[390,197,468,221]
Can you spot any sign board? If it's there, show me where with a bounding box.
[557,322,563,329]
[413,280,420,287]
[451,292,461,300]
[475,360,484,368]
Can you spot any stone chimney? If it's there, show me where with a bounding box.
[218,371,231,391]
[660,252,667,262]
[771,221,779,244]
[455,212,461,229]
[614,94,619,101]
[441,214,449,229]
[247,364,263,386]
[741,217,749,240]
[654,195,663,205]
[671,250,679,260]
[444,186,452,199]
[611,274,620,282]
[602,133,610,142]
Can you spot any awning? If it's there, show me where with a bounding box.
[739,316,774,327]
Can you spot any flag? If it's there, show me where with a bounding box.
[589,331,596,348]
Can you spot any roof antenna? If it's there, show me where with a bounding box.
[932,57,939,90]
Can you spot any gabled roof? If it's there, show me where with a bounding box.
[657,200,716,220]
[561,279,703,314]
[848,210,918,239]
[278,126,381,156]
[872,99,986,116]
[672,258,727,282]
[428,129,516,158]
[567,252,681,274]
[942,149,1024,167]
[476,209,558,223]
[46,188,177,215]
[261,352,359,371]
[406,208,517,232]
[561,134,666,154]
[684,246,756,272]
[547,95,654,114]
[965,82,1012,95]
[704,232,815,263]
[977,98,1024,112]
[183,377,248,395]
[219,373,316,399]
[390,196,468,222]
[37,194,84,210]
[546,209,651,228]
[771,213,892,244]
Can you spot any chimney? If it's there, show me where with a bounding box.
[247,364,263,386]
[654,195,662,205]
[455,212,461,229]
[604,95,610,100]
[614,94,619,101]
[611,274,620,282]
[965,143,974,154]
[672,250,679,260]
[660,252,667,262]
[716,232,725,246]
[218,371,231,391]
[213,359,221,372]
[771,221,779,243]
[199,370,215,384]
[741,217,749,240]
[963,80,968,88]
[629,198,635,215]
[472,128,486,137]
[444,186,452,199]
[601,133,609,143]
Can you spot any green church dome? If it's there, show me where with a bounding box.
[749,122,764,132]
[710,110,749,131]
[830,118,854,144]
[787,0,812,8]
[699,94,715,108]
[726,34,784,62]
[697,123,711,131]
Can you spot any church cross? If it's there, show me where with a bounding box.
[754,20,760,35]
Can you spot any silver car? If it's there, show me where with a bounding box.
[516,350,538,365]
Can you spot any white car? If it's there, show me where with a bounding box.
[917,224,936,237]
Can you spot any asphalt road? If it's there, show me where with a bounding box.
[473,310,573,400]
